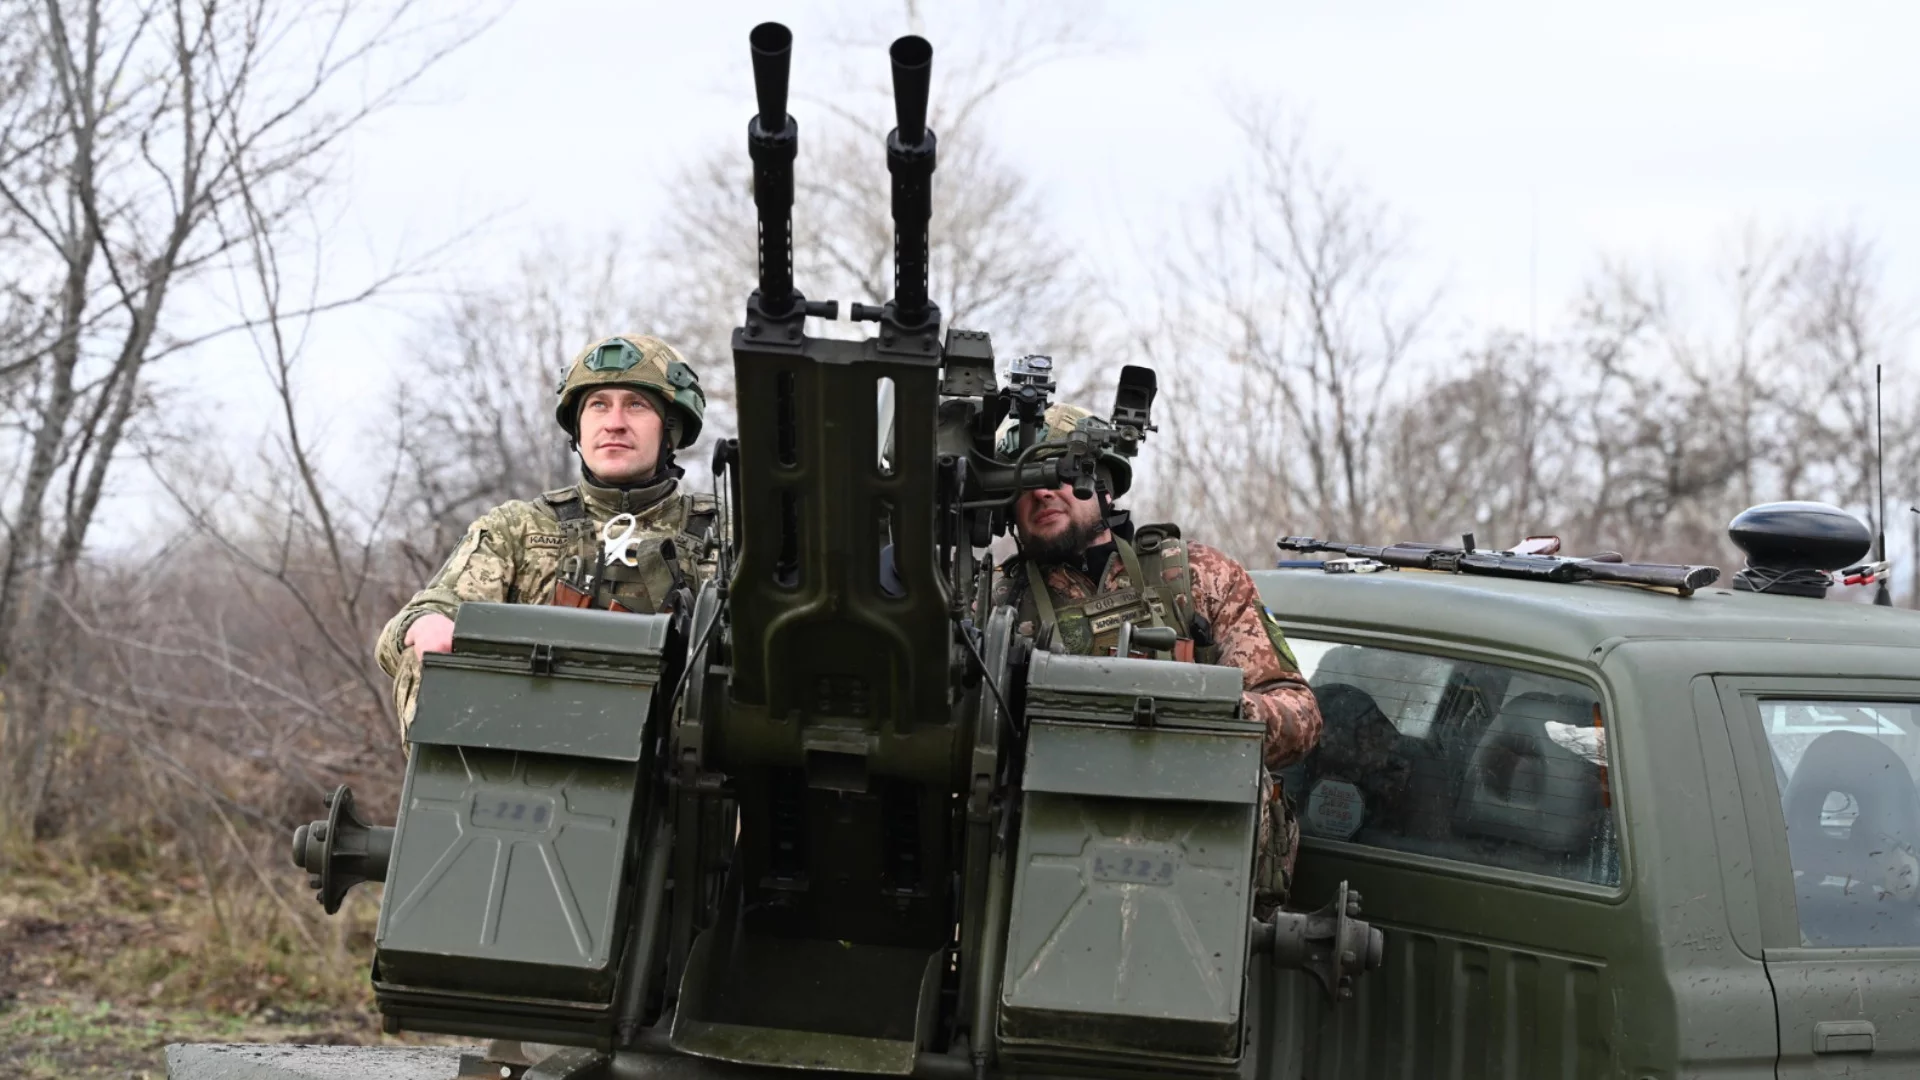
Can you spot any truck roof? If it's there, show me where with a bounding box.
[1252,566,1920,658]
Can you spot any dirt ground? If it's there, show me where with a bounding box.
[0,860,454,1079]
[0,989,380,1080]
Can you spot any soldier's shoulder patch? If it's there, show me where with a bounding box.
[525,533,566,549]
[1260,606,1301,671]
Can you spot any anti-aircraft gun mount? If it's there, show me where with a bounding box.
[218,23,1387,1080]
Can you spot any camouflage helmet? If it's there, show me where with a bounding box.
[996,402,1132,498]
[554,334,706,448]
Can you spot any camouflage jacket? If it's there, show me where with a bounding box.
[993,534,1323,769]
[376,474,720,732]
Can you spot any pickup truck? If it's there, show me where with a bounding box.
[1254,542,1919,1079]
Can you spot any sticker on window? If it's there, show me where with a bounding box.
[1306,779,1365,840]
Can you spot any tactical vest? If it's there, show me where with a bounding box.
[1012,524,1220,663]
[535,485,719,615]
[1015,524,1297,911]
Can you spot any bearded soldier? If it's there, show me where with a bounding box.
[376,334,719,732]
[992,403,1323,910]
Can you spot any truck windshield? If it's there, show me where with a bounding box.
[1758,698,1920,948]
[1286,637,1619,887]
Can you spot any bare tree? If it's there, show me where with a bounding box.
[21,115,426,950]
[1542,228,1912,572]
[1143,106,1436,562]
[1374,332,1569,544]
[1773,232,1901,522]
[0,0,487,842]
[1136,120,1911,584]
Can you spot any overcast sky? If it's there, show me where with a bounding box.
[169,0,1920,482]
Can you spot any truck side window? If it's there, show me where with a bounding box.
[1285,637,1620,887]
[1756,699,1920,948]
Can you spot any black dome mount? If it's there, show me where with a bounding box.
[1728,501,1872,598]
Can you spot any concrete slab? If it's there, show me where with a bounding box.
[164,1044,474,1080]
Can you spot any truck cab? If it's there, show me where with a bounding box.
[1254,564,1920,1079]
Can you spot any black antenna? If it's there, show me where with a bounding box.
[1876,364,1891,606]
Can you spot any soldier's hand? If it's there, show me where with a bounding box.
[405,613,456,659]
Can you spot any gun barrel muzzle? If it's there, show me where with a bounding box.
[750,22,793,133]
[889,35,932,147]
[883,35,936,328]
[747,22,799,316]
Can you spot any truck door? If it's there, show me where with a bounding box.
[1269,635,1632,1078]
[1715,677,1920,1078]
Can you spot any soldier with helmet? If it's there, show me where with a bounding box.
[375,334,720,732]
[992,402,1323,909]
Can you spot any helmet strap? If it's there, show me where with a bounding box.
[580,458,685,491]
[1099,491,1133,540]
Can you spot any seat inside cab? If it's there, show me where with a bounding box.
[1782,728,1920,947]
[1289,640,1617,887]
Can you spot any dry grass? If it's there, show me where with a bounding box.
[0,836,454,1078]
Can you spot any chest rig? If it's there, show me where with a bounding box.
[1015,524,1219,663]
[537,486,717,615]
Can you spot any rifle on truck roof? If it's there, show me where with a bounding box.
[1277,535,1721,595]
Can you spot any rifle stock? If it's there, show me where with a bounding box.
[1575,559,1720,593]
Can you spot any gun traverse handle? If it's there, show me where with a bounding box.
[292,785,395,915]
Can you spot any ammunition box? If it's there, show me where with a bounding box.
[999,652,1261,1069]
[371,603,671,1046]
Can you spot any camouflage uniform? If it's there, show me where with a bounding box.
[995,540,1321,769]
[993,404,1323,910]
[376,333,717,733]
[375,476,719,731]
